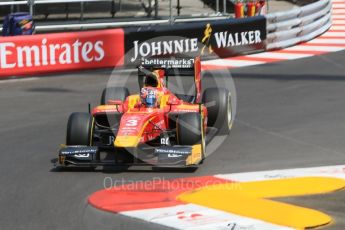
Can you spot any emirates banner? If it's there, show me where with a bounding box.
[124,16,266,64]
[0,29,124,77]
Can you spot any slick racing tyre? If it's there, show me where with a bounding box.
[202,87,232,135]
[176,113,206,162]
[100,87,130,105]
[66,112,93,146]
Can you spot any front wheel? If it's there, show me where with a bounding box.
[66,112,93,146]
[176,113,205,163]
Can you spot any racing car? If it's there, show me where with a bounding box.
[57,57,232,169]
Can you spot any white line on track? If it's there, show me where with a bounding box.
[332,5,345,7]
[322,31,345,36]
[330,26,345,30]
[332,15,345,19]
[332,9,345,13]
[331,0,345,3]
[122,203,293,230]
[215,165,345,182]
[309,38,345,44]
[284,45,345,52]
[203,59,265,67]
[248,52,312,60]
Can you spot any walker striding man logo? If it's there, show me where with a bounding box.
[201,23,213,55]
[128,18,265,62]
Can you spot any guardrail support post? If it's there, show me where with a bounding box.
[148,0,152,17]
[177,0,181,16]
[169,0,173,24]
[80,1,84,21]
[65,3,69,19]
[28,0,34,16]
[154,0,158,18]
[216,0,219,13]
[111,0,116,18]
[223,0,226,14]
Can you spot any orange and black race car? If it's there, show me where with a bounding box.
[57,57,232,169]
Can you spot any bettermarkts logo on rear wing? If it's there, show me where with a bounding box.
[141,58,194,69]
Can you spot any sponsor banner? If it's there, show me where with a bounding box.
[0,29,124,77]
[124,16,266,64]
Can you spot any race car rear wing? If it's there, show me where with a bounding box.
[138,57,202,103]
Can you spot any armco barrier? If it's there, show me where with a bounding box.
[0,0,333,77]
[266,0,332,50]
[0,29,124,77]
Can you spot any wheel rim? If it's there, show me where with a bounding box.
[201,118,206,159]
[227,93,232,129]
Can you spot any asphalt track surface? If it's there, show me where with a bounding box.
[1,51,345,230]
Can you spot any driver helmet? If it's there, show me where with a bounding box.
[140,87,158,108]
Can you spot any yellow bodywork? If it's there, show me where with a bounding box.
[114,136,141,148]
[127,95,140,109]
[186,144,203,165]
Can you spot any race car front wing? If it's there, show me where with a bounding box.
[57,144,203,168]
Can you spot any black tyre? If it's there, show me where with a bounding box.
[177,113,202,145]
[202,88,232,135]
[100,87,129,105]
[66,112,93,146]
[176,113,205,164]
[177,112,205,149]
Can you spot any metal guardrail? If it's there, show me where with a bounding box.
[0,1,27,6]
[0,0,161,20]
[266,0,332,50]
[0,0,120,18]
[0,14,229,33]
[0,0,230,33]
[32,15,229,32]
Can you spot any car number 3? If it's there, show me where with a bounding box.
[125,119,138,127]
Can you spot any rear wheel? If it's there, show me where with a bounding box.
[202,88,232,135]
[176,113,205,164]
[100,87,129,105]
[66,112,93,146]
